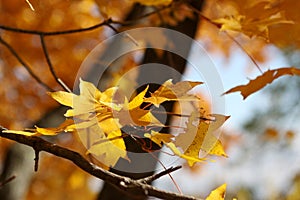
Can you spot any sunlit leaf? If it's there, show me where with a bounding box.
[128,85,148,110]
[165,142,206,165]
[2,130,36,136]
[48,91,75,107]
[88,129,128,167]
[175,113,229,166]
[144,79,202,107]
[206,183,227,200]
[144,131,174,147]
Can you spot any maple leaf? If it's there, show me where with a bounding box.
[144,131,174,147]
[144,79,203,107]
[224,67,300,99]
[144,112,228,167]
[49,79,121,118]
[88,129,128,167]
[206,183,227,200]
[116,86,163,127]
[175,112,229,167]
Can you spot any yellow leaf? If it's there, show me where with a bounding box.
[128,85,148,110]
[137,111,164,127]
[79,78,102,103]
[224,67,300,99]
[175,113,229,166]
[2,130,36,136]
[206,183,227,200]
[144,131,174,147]
[98,117,121,134]
[165,142,206,166]
[35,119,75,135]
[117,108,161,127]
[48,91,75,107]
[144,79,202,107]
[88,129,127,167]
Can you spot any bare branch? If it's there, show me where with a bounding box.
[0,5,171,37]
[40,35,72,92]
[0,175,16,188]
[0,36,53,91]
[186,3,264,74]
[0,129,201,200]
[138,165,182,184]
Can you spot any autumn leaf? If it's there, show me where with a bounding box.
[144,79,202,107]
[35,119,75,135]
[88,129,128,167]
[127,85,148,110]
[165,142,207,164]
[3,119,75,136]
[144,131,174,147]
[206,183,227,200]
[2,130,36,136]
[48,91,75,108]
[175,112,229,166]
[224,67,300,99]
[116,86,163,127]
[144,112,228,166]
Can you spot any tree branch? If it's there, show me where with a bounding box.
[0,128,201,200]
[40,35,72,92]
[0,36,53,91]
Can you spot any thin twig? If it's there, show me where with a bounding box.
[225,32,263,74]
[112,5,172,26]
[152,110,215,121]
[139,165,182,184]
[0,20,108,36]
[186,4,264,74]
[40,35,72,92]
[0,6,170,37]
[0,36,53,91]
[0,175,16,187]
[149,152,183,194]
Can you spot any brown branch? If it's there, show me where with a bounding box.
[0,20,109,36]
[0,36,54,91]
[138,165,182,184]
[0,5,171,37]
[0,129,201,200]
[34,149,40,172]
